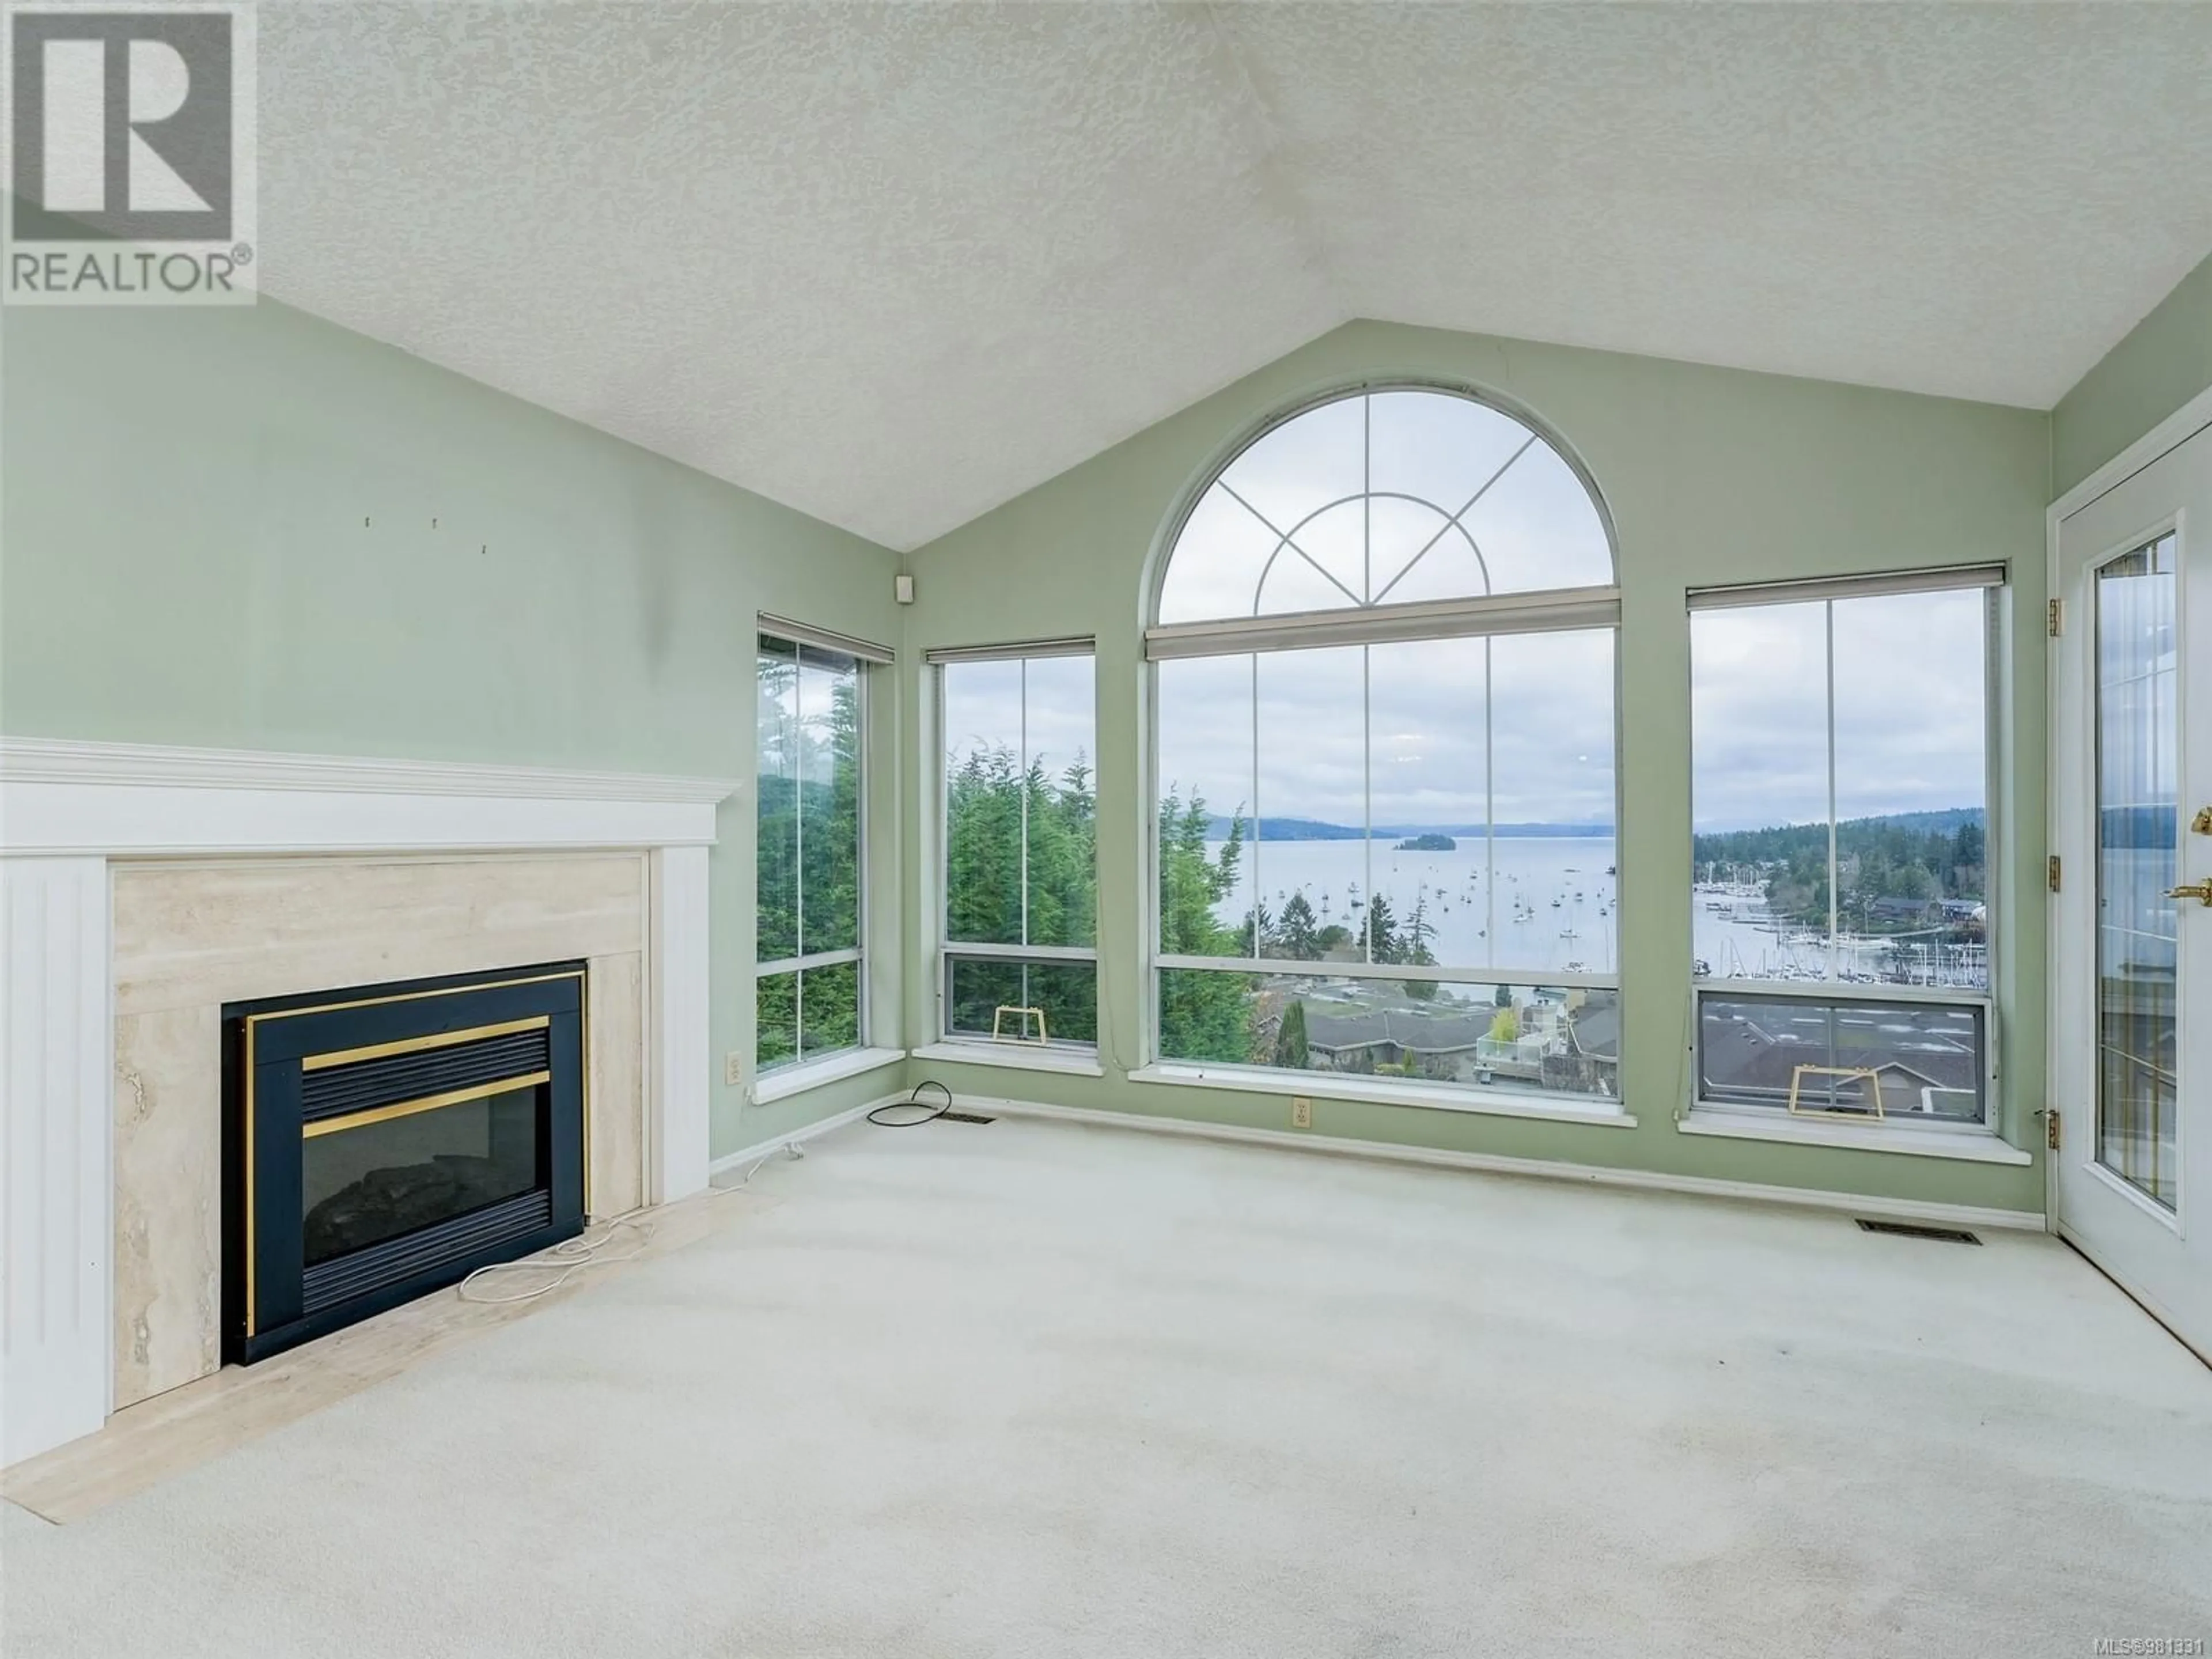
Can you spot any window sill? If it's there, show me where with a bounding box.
[749,1046,906,1105]
[910,1041,1105,1078]
[1677,1107,2032,1165]
[1128,1063,1635,1128]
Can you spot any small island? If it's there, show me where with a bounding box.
[1394,832,1456,851]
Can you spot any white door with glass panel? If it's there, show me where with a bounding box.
[2051,420,2212,1361]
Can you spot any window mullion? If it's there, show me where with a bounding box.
[1361,394,1373,964]
[1362,392,1372,604]
[1824,600,1839,982]
[1362,642,1373,963]
[1019,658,1029,950]
[794,646,808,964]
[1484,637,1495,971]
[1249,652,1260,961]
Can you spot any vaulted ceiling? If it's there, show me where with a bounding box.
[260,2,2212,550]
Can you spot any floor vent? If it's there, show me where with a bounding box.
[938,1111,997,1124]
[1855,1218,1982,1245]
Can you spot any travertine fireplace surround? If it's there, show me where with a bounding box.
[1,739,734,1464]
[112,853,647,1407]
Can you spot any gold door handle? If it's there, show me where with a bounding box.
[2170,880,2212,907]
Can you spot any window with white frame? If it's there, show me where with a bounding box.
[1688,569,2001,1124]
[756,629,870,1071]
[934,643,1098,1048]
[1147,386,1622,1104]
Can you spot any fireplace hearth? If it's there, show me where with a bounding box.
[223,963,588,1364]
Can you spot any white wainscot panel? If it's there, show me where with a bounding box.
[1,858,112,1465]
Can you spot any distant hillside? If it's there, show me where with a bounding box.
[1692,805,1985,855]
[1823,806,1983,837]
[1204,815,1613,842]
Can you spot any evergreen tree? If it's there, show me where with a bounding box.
[945,744,1025,944]
[1156,788,1256,1062]
[1277,891,1321,961]
[1245,899,1277,958]
[1950,819,1984,873]
[1365,893,1400,964]
[942,743,1100,1041]
[756,972,797,1069]
[1400,892,1439,1001]
[1691,808,1986,937]
[1272,999,1309,1069]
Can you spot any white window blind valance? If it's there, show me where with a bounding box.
[1686,564,2006,612]
[924,636,1095,665]
[757,613,895,665]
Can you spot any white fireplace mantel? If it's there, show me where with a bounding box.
[0,738,740,1465]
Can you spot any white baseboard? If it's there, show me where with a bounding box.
[707,1094,897,1179]
[954,1093,2048,1233]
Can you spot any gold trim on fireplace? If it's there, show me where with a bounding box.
[300,1071,552,1141]
[240,968,589,1338]
[244,1017,258,1336]
[302,1014,551,1073]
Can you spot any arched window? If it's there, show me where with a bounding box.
[1156,387,1612,626]
[1147,386,1622,1107]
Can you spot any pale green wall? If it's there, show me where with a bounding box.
[2053,250,2212,495]
[0,297,904,1158]
[897,320,2052,1213]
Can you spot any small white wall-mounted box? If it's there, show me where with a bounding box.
[893,573,915,604]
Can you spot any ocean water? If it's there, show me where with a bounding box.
[1205,834,1986,987]
[1210,835,1618,976]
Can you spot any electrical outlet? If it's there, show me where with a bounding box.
[724,1051,744,1089]
[1291,1096,1312,1129]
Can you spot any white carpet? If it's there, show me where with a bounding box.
[5,1115,2209,1657]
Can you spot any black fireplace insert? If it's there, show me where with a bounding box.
[223,962,588,1364]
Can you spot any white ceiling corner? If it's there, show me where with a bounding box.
[257,2,2212,551]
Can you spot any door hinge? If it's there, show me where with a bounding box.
[2048,854,2062,893]
[2043,1108,2061,1152]
[2048,598,2064,637]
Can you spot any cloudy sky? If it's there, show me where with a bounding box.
[941,653,1096,793]
[1690,589,1987,832]
[1157,632,1618,830]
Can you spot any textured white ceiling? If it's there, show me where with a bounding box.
[259,3,2212,550]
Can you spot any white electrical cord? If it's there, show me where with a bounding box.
[454,1141,804,1305]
